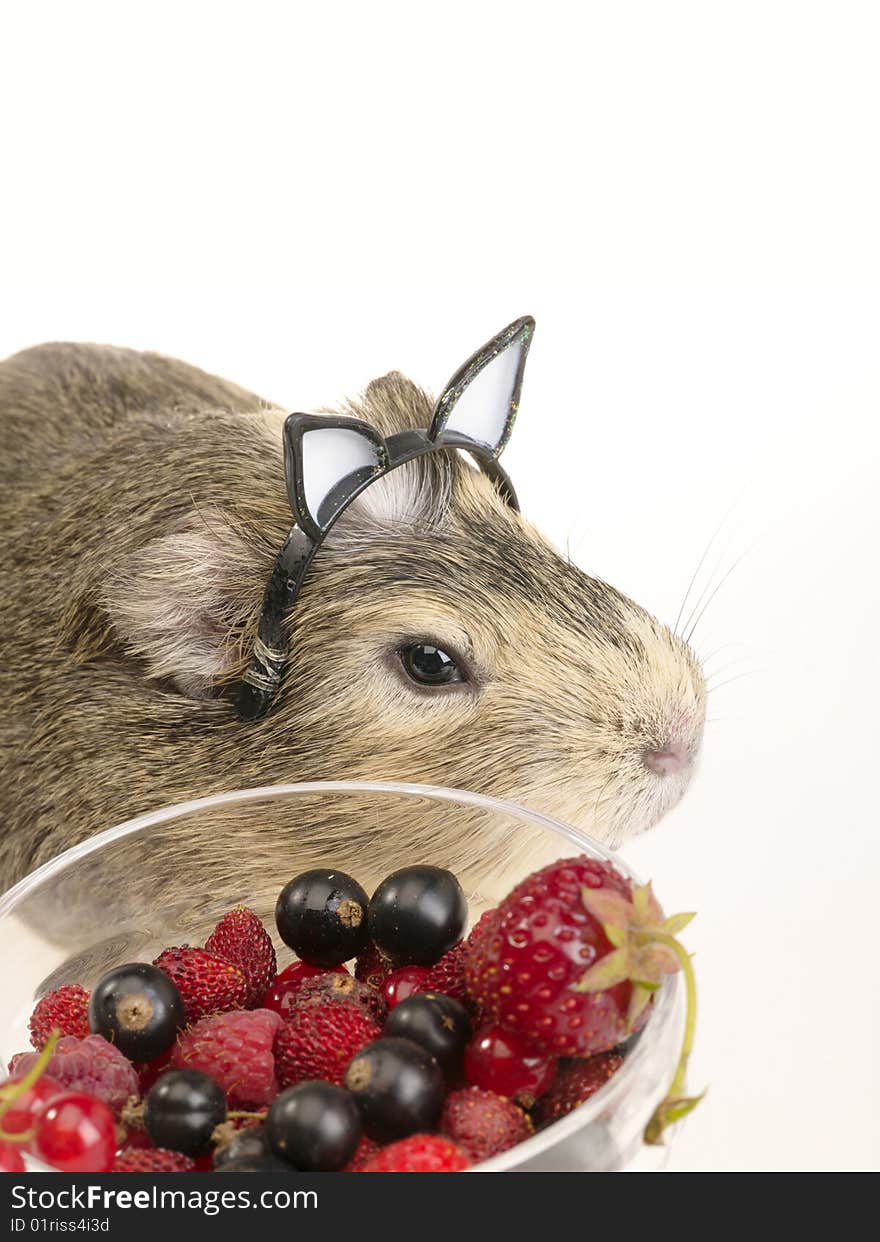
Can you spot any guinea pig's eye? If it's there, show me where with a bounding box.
[398,643,465,687]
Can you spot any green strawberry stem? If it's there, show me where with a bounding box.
[0,1028,60,1144]
[639,930,703,1145]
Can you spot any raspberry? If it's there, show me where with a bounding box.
[171,1009,282,1107]
[114,1147,196,1172]
[464,856,642,1057]
[292,973,388,1025]
[422,942,470,1007]
[533,1051,625,1127]
[354,941,395,990]
[360,1134,470,1172]
[29,985,91,1048]
[8,1035,138,1116]
[153,946,247,1022]
[274,1003,380,1088]
[440,1086,532,1161]
[206,907,277,1008]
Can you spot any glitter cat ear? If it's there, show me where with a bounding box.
[428,315,535,458]
[283,413,389,542]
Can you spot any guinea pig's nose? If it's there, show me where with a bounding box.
[642,742,689,777]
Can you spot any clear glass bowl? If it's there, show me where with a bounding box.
[0,781,682,1172]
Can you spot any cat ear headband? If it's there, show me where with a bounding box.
[236,315,535,721]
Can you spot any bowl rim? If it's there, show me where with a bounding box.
[0,778,680,1171]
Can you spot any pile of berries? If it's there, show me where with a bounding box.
[0,856,699,1173]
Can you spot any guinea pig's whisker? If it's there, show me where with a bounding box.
[706,670,756,695]
[673,501,740,636]
[683,552,748,645]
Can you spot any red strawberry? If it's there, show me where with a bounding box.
[171,1009,282,1107]
[206,907,277,1008]
[422,942,470,1007]
[534,1051,625,1126]
[29,985,91,1049]
[360,1134,470,1172]
[343,1134,380,1171]
[153,946,247,1022]
[465,856,671,1057]
[274,1004,380,1088]
[440,1086,532,1161]
[8,1035,138,1116]
[291,973,387,1025]
[354,941,395,990]
[114,1147,196,1172]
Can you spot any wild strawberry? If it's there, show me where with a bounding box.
[260,960,347,1017]
[292,973,387,1025]
[28,985,90,1049]
[360,1134,470,1172]
[274,1004,380,1088]
[114,1147,196,1171]
[354,941,395,990]
[8,1035,139,1116]
[440,1086,532,1161]
[534,1051,625,1127]
[343,1134,379,1171]
[153,946,248,1022]
[422,942,470,1007]
[206,907,277,1008]
[171,1009,282,1107]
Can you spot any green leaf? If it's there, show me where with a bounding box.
[574,947,632,993]
[632,881,665,926]
[580,886,633,932]
[626,982,654,1032]
[664,911,696,935]
[633,942,681,980]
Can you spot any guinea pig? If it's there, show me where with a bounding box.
[0,325,705,904]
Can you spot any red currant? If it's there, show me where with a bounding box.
[261,961,348,1017]
[463,1023,557,1104]
[0,1141,25,1172]
[0,1074,64,1136]
[382,966,431,1009]
[32,1092,116,1172]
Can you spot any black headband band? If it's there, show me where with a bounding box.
[236,315,535,722]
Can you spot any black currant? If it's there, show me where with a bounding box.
[88,962,185,1060]
[275,868,369,967]
[266,1081,361,1172]
[143,1069,226,1156]
[367,865,467,965]
[344,1037,445,1143]
[213,1126,269,1169]
[383,992,471,1071]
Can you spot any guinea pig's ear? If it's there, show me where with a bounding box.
[93,525,258,700]
[429,315,535,457]
[283,413,388,541]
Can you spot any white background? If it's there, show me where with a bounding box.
[3,2,879,1171]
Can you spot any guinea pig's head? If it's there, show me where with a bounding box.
[102,330,704,857]
[239,371,705,850]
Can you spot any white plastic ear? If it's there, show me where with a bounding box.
[430,316,534,456]
[442,334,526,449]
[300,427,382,526]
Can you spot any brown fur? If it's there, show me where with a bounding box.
[0,343,705,903]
